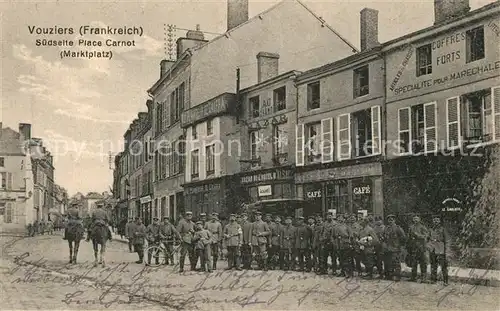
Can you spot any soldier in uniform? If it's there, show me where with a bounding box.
[428,214,449,285]
[176,211,196,273]
[320,212,335,275]
[146,217,163,266]
[125,218,134,252]
[312,215,323,274]
[409,214,430,282]
[295,216,312,272]
[160,216,180,265]
[224,213,243,270]
[348,214,363,275]
[63,203,83,240]
[131,217,147,264]
[199,213,207,227]
[86,204,113,242]
[269,215,282,270]
[383,214,406,281]
[358,217,379,279]
[251,211,271,271]
[372,215,386,278]
[205,212,223,270]
[240,212,253,269]
[335,215,354,278]
[193,221,213,272]
[280,216,296,271]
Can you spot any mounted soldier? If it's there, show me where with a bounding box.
[86,204,112,242]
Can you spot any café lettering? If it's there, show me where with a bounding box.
[353,185,371,195]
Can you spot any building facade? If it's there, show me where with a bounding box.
[382,1,500,225]
[31,137,54,222]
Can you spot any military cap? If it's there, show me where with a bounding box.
[255,211,262,215]
[240,212,247,217]
[308,216,315,220]
[185,211,192,215]
[285,216,293,220]
[275,215,281,219]
[229,213,236,217]
[200,213,207,216]
[163,216,169,219]
[298,216,304,220]
[265,213,272,217]
[386,214,396,219]
[212,212,219,216]
[432,214,441,219]
[196,220,203,225]
[153,217,159,220]
[134,216,140,220]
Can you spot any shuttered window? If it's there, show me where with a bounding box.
[5,203,13,223]
[398,107,411,154]
[295,124,305,166]
[493,86,500,141]
[446,96,461,149]
[371,106,381,155]
[7,173,13,190]
[337,113,351,160]
[321,118,334,163]
[424,102,437,153]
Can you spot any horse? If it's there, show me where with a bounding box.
[89,223,111,267]
[66,222,85,264]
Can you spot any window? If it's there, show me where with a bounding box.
[191,149,199,178]
[273,124,287,160]
[463,90,493,144]
[192,125,197,140]
[161,197,167,219]
[207,119,213,136]
[307,82,320,110]
[170,140,180,176]
[156,103,164,134]
[354,65,369,98]
[250,131,261,161]
[326,182,349,215]
[0,157,4,167]
[0,172,6,189]
[273,86,286,112]
[466,26,485,63]
[306,122,321,162]
[179,82,185,113]
[5,203,13,223]
[398,107,411,154]
[416,44,432,76]
[205,145,215,176]
[179,136,186,173]
[412,104,425,153]
[250,96,260,118]
[352,109,372,157]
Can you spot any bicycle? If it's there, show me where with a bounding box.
[144,239,181,267]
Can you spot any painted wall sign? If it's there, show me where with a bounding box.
[258,185,272,196]
[296,163,381,184]
[240,167,294,184]
[181,93,234,127]
[185,183,221,195]
[140,195,152,204]
[389,44,413,92]
[306,190,322,199]
[353,185,371,195]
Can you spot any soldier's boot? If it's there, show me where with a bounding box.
[69,250,73,263]
[63,228,68,240]
[212,261,217,271]
[155,257,160,265]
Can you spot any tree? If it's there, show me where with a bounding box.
[458,145,500,268]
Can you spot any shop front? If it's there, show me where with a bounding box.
[238,166,296,203]
[139,195,152,226]
[296,161,383,218]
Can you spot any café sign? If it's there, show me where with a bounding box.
[306,190,321,199]
[353,185,371,195]
[240,167,294,184]
[181,93,235,128]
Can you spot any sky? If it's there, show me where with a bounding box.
[0,0,495,196]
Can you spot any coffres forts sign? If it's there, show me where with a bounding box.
[386,17,500,99]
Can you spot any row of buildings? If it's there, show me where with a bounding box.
[112,0,500,229]
[0,123,68,232]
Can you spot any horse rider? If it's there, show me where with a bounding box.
[63,203,84,240]
[86,204,113,242]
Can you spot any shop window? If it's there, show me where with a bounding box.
[250,96,260,118]
[306,122,321,163]
[416,44,432,76]
[307,82,320,110]
[462,90,493,144]
[205,144,215,176]
[352,180,373,215]
[353,65,369,98]
[273,86,286,112]
[412,104,425,153]
[207,118,213,136]
[352,109,372,157]
[326,182,348,215]
[191,149,199,178]
[466,26,485,63]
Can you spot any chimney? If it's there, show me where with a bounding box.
[360,8,379,52]
[160,59,175,78]
[19,123,32,143]
[176,24,207,59]
[434,0,470,25]
[227,0,249,31]
[256,52,280,83]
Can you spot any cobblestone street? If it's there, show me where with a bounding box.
[1,234,499,310]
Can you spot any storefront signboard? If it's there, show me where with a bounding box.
[306,190,322,199]
[258,185,272,197]
[353,185,371,195]
[181,93,234,128]
[185,183,221,195]
[240,167,294,184]
[296,163,381,184]
[140,195,152,204]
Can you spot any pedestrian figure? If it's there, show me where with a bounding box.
[428,214,449,285]
[335,214,354,278]
[358,217,379,279]
[64,203,85,264]
[409,214,430,282]
[372,216,386,278]
[146,217,163,266]
[320,212,335,275]
[295,216,312,272]
[348,214,363,275]
[280,216,296,271]
[382,214,406,281]
[193,221,213,272]
[269,215,282,270]
[176,211,196,273]
[224,214,243,270]
[205,213,223,270]
[240,213,253,269]
[251,211,271,271]
[125,218,134,252]
[160,216,180,265]
[131,217,147,264]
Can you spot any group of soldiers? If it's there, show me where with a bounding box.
[27,219,55,236]
[122,210,450,285]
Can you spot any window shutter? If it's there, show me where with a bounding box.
[7,173,13,190]
[337,113,351,160]
[424,102,437,153]
[446,96,461,149]
[371,105,381,155]
[296,124,305,166]
[321,118,334,163]
[398,107,411,154]
[165,99,171,128]
[493,86,500,141]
